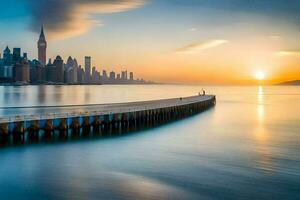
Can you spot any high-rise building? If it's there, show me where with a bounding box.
[53,55,64,83]
[23,53,28,60]
[65,56,78,83]
[3,46,12,65]
[29,59,44,83]
[73,58,78,83]
[14,60,30,83]
[92,66,96,76]
[38,25,47,65]
[77,65,85,83]
[45,59,56,82]
[130,72,134,81]
[85,56,91,83]
[117,74,121,80]
[110,71,116,80]
[121,70,128,80]
[12,48,21,63]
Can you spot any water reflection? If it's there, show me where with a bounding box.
[37,86,46,105]
[257,86,265,123]
[0,86,299,199]
[254,86,273,174]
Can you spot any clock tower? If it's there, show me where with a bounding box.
[37,25,47,65]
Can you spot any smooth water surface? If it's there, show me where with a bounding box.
[0,85,299,199]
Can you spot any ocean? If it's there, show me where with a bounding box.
[0,85,299,199]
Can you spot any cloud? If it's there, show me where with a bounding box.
[269,35,281,40]
[276,51,300,57]
[26,0,146,40]
[188,28,198,32]
[176,39,229,54]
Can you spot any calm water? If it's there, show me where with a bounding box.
[0,85,299,199]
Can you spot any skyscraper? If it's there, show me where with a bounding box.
[85,56,91,83]
[110,71,116,80]
[130,72,134,81]
[3,46,12,65]
[37,25,47,65]
[53,55,64,83]
[12,48,21,63]
[66,56,76,83]
[29,59,43,83]
[14,60,30,83]
[121,70,128,81]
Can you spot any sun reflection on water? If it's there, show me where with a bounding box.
[257,86,265,123]
[253,86,274,174]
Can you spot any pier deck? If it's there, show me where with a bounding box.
[0,95,216,145]
[0,95,215,123]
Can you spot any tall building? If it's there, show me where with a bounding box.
[110,71,116,80]
[29,59,44,83]
[14,60,30,83]
[53,55,64,83]
[85,56,91,83]
[65,56,78,83]
[23,53,28,60]
[0,49,14,82]
[3,46,12,65]
[37,25,47,65]
[12,48,21,63]
[45,59,56,82]
[121,70,128,80]
[73,58,78,83]
[91,67,100,83]
[77,65,85,83]
[130,72,134,81]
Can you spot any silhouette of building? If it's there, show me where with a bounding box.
[3,46,12,66]
[30,59,44,83]
[14,60,30,83]
[101,70,108,83]
[85,56,91,83]
[37,25,47,65]
[23,53,28,60]
[45,59,56,82]
[116,74,121,81]
[73,58,78,83]
[130,72,134,81]
[110,71,116,81]
[77,65,85,83]
[53,56,64,83]
[121,70,128,81]
[12,48,21,63]
[65,56,78,83]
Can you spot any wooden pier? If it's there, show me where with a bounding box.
[0,95,216,145]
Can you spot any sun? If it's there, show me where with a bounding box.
[254,71,266,81]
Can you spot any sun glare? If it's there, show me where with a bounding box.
[254,71,265,81]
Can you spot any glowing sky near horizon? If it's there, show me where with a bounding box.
[1,0,300,84]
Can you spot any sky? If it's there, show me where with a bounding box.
[1,0,300,84]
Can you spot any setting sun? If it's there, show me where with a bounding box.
[254,71,266,81]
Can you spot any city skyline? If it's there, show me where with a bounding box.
[1,0,300,84]
[0,26,149,85]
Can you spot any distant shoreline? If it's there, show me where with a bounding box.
[0,83,160,86]
[0,82,299,87]
[276,80,300,86]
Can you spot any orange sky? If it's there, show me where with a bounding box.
[1,0,300,84]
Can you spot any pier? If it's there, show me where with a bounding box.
[0,95,216,145]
